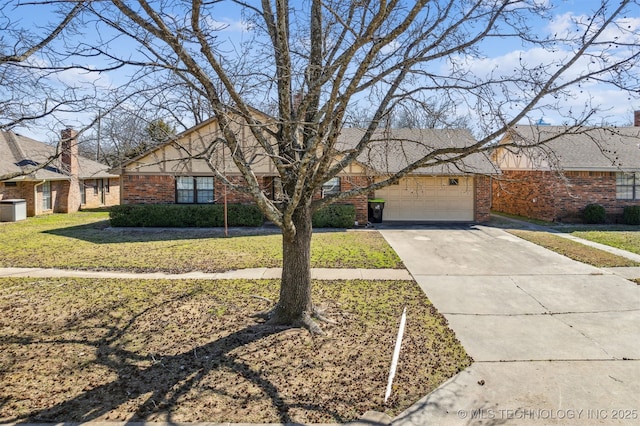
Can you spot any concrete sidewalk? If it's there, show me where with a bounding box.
[380,225,640,425]
[0,267,412,281]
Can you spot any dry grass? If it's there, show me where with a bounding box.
[0,277,471,424]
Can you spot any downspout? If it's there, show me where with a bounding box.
[33,180,46,216]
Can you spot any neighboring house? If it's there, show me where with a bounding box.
[492,119,640,222]
[0,129,120,217]
[116,115,496,224]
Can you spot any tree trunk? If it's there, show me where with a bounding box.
[269,204,319,332]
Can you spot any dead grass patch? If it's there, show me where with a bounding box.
[0,277,470,424]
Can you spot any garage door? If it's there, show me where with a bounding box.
[375,176,474,221]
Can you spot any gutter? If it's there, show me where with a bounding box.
[33,179,46,216]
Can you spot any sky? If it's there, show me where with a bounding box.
[4,0,640,142]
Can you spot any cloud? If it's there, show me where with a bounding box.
[203,17,254,33]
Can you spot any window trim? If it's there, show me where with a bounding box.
[322,177,341,198]
[42,181,52,211]
[176,176,215,204]
[616,172,638,200]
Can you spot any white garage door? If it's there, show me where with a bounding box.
[375,176,474,221]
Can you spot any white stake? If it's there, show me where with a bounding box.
[385,306,407,404]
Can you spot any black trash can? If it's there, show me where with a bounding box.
[367,199,385,223]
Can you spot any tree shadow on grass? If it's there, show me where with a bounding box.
[43,220,350,245]
[9,322,345,424]
[42,220,283,244]
[3,290,345,424]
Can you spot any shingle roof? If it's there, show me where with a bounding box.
[0,131,118,181]
[508,125,640,171]
[337,127,498,175]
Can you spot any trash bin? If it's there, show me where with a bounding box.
[368,199,385,223]
[0,199,27,222]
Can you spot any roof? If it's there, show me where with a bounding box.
[337,127,498,175]
[505,125,640,171]
[0,131,118,181]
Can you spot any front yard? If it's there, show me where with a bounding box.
[0,211,403,272]
[0,211,471,423]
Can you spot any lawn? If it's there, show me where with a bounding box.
[0,277,471,423]
[507,230,640,268]
[0,211,403,272]
[569,230,640,256]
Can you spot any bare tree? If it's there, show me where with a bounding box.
[14,0,640,330]
[0,1,89,131]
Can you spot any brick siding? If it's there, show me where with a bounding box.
[122,173,370,225]
[82,178,120,209]
[492,170,640,222]
[122,175,176,204]
[474,175,492,222]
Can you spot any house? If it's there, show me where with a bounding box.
[0,129,120,217]
[492,116,640,222]
[116,115,496,224]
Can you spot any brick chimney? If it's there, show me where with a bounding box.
[60,127,81,212]
[635,111,640,127]
[61,127,79,176]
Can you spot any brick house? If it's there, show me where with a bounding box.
[117,116,496,224]
[0,129,120,217]
[492,120,640,222]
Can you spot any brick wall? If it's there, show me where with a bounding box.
[492,170,639,222]
[0,182,23,200]
[122,173,370,225]
[338,175,370,225]
[474,175,492,222]
[122,175,175,204]
[82,178,121,209]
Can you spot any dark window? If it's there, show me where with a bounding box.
[322,177,340,197]
[176,176,215,203]
[4,181,17,187]
[105,179,110,194]
[616,172,638,200]
[449,178,459,186]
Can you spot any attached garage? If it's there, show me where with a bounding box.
[375,176,475,221]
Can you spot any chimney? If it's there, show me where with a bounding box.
[60,127,82,212]
[635,111,640,127]
[61,127,79,176]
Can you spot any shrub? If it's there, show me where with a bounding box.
[109,204,263,227]
[582,203,606,224]
[623,205,640,225]
[312,204,356,228]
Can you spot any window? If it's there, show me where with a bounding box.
[81,182,86,205]
[4,181,17,187]
[616,172,638,200]
[176,176,214,203]
[449,178,459,186]
[322,177,340,197]
[42,181,51,210]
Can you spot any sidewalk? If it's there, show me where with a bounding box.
[0,267,412,281]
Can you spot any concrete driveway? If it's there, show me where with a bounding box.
[380,224,640,425]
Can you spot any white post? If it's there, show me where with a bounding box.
[385,306,407,404]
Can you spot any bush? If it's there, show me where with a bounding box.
[312,204,356,228]
[109,204,263,227]
[623,205,640,225]
[582,203,606,224]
